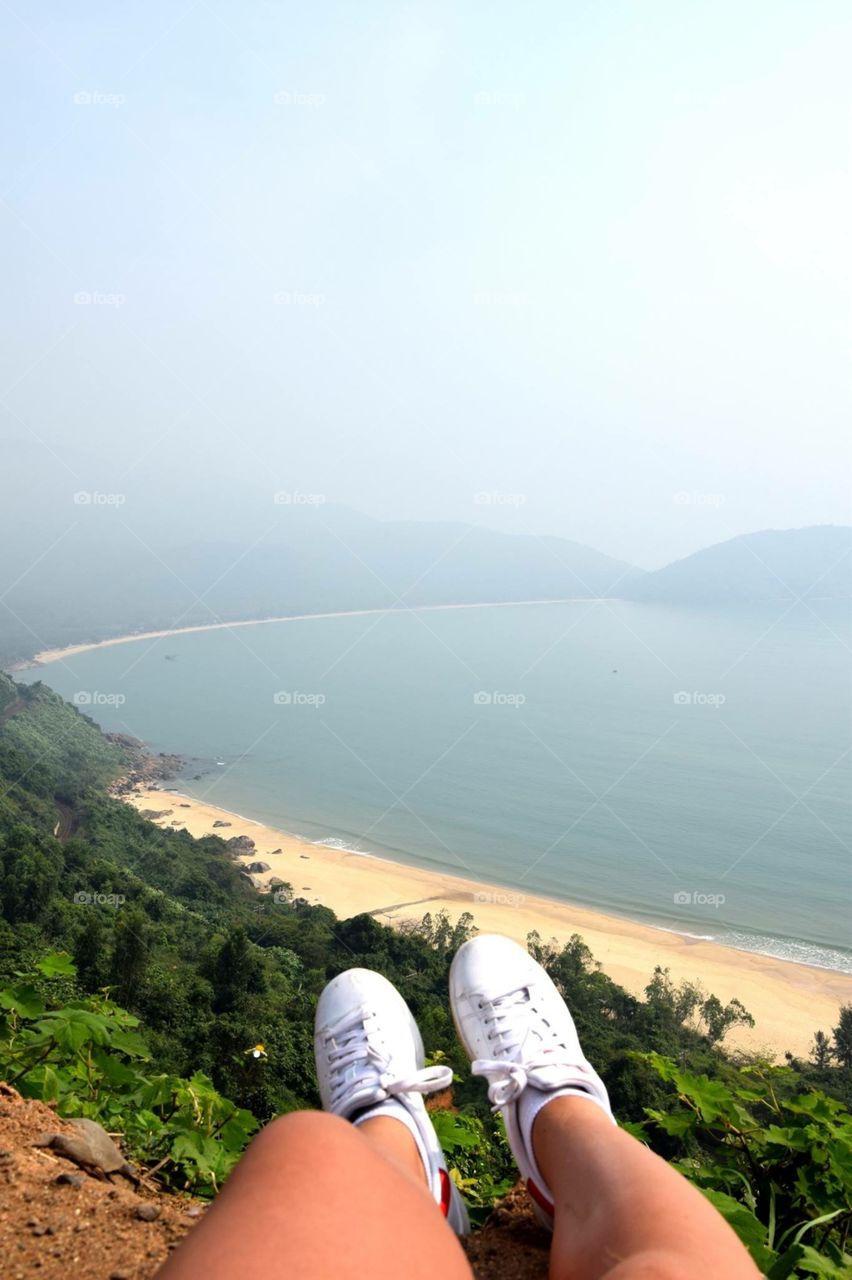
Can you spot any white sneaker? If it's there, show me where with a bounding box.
[449,934,614,1228]
[314,967,470,1235]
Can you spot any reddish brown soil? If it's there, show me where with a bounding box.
[462,1184,551,1279]
[0,1082,549,1279]
[0,1084,201,1279]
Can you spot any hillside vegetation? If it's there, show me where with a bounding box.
[1,670,851,1276]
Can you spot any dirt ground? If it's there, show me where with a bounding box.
[462,1184,551,1279]
[0,1081,550,1280]
[0,1084,201,1280]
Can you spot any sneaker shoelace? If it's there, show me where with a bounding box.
[470,984,585,1108]
[325,1007,452,1110]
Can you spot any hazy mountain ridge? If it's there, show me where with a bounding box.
[0,502,640,663]
[1,502,849,665]
[622,525,852,606]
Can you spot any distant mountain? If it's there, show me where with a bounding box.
[2,438,849,668]
[622,526,852,606]
[0,494,642,663]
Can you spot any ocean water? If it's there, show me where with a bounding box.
[20,600,852,972]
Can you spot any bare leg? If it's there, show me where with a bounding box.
[358,1112,429,1184]
[534,1096,761,1280]
[157,1111,472,1280]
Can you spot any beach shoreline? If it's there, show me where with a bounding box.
[122,783,852,1061]
[14,599,607,670]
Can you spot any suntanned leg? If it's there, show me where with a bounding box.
[450,935,762,1280]
[534,1095,761,1280]
[358,1112,432,1186]
[157,1110,473,1280]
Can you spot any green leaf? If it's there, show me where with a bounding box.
[764,1124,813,1153]
[35,1009,112,1051]
[107,1028,150,1059]
[23,1063,63,1103]
[674,1072,737,1123]
[35,952,77,978]
[785,1094,846,1122]
[700,1188,776,1272]
[777,1209,846,1254]
[90,1050,140,1088]
[618,1119,648,1142]
[795,1244,852,1278]
[0,985,45,1019]
[431,1112,482,1152]
[645,1107,695,1138]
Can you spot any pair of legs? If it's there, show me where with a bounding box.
[159,1096,757,1279]
[159,934,759,1279]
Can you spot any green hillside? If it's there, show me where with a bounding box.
[1,671,850,1274]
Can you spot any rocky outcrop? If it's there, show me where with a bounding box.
[35,1118,136,1182]
[105,734,184,795]
[224,835,256,856]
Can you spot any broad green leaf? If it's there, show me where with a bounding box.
[431,1112,482,1151]
[618,1119,648,1142]
[700,1188,776,1272]
[108,1027,150,1059]
[0,985,45,1019]
[795,1244,852,1278]
[645,1107,695,1138]
[35,952,77,978]
[23,1063,63,1103]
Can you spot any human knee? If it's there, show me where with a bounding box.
[253,1109,352,1153]
[601,1251,719,1280]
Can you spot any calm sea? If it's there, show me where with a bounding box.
[20,600,852,972]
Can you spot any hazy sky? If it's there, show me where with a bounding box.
[1,0,850,569]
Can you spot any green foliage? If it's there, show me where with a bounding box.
[834,1007,852,1071]
[812,1032,834,1072]
[0,953,258,1194]
[1,670,851,1250]
[640,1053,852,1278]
[431,1109,514,1226]
[0,680,124,802]
[644,965,756,1045]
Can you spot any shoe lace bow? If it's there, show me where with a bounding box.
[325,1007,452,1109]
[470,985,580,1108]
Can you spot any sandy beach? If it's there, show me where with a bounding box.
[20,600,602,669]
[123,784,852,1061]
